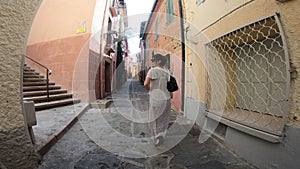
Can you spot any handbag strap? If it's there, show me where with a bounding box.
[154,67,172,81]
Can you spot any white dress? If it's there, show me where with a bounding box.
[146,67,171,139]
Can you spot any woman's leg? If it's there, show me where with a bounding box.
[154,99,171,138]
[149,99,171,146]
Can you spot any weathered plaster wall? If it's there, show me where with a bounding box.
[27,0,96,45]
[73,0,118,102]
[26,0,96,98]
[145,0,183,111]
[26,34,90,92]
[185,0,300,127]
[185,0,252,31]
[225,125,300,169]
[184,0,300,168]
[277,0,300,127]
[26,0,118,103]
[0,0,42,168]
[184,0,252,103]
[203,0,300,127]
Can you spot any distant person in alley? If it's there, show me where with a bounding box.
[144,53,172,146]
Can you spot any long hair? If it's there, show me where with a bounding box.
[153,53,167,67]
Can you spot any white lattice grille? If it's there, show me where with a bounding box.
[205,15,290,135]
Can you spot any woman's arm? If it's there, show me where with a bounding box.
[144,77,151,90]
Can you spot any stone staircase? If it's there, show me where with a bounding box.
[23,65,80,111]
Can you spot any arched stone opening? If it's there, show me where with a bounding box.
[0,0,42,168]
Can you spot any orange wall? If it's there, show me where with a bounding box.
[145,0,183,111]
[26,0,97,93]
[27,0,96,45]
[27,34,90,91]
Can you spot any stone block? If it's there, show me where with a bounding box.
[24,101,37,127]
[90,99,113,109]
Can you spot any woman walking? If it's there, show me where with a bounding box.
[144,53,172,146]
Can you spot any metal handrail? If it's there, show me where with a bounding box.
[23,55,51,101]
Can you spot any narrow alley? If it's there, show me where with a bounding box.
[2,1,300,169]
[36,79,256,169]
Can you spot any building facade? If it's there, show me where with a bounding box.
[0,1,42,168]
[141,0,184,111]
[0,0,127,168]
[183,0,300,168]
[26,0,128,102]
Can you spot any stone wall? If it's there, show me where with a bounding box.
[0,0,42,168]
[277,0,300,127]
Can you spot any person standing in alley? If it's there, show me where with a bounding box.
[144,53,172,146]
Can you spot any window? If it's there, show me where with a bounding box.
[155,19,159,41]
[205,15,290,136]
[235,40,286,117]
[166,0,174,25]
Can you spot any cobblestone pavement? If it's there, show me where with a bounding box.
[32,103,88,150]
[36,79,257,169]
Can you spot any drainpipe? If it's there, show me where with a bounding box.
[178,0,185,111]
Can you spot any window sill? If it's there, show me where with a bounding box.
[206,110,284,143]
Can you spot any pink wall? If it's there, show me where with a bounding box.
[26,34,91,92]
[26,0,98,102]
[27,0,96,45]
[143,0,183,112]
[171,52,182,111]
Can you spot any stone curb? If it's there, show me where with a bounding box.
[90,99,113,109]
[35,104,90,155]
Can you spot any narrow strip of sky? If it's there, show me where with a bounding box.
[126,0,155,16]
[125,0,155,55]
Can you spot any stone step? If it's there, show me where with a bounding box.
[24,66,34,69]
[23,81,55,86]
[90,99,113,109]
[23,85,61,92]
[23,64,81,111]
[23,74,44,78]
[23,68,35,72]
[23,72,40,75]
[23,89,68,97]
[23,77,46,82]
[35,98,81,111]
[23,93,73,103]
